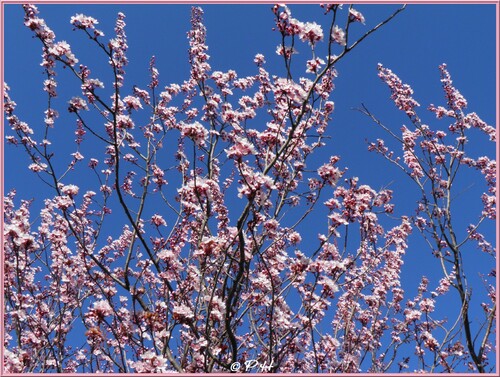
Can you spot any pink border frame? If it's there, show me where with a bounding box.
[0,0,498,375]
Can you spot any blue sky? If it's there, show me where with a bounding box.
[3,2,497,372]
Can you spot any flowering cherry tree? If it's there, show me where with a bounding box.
[3,3,496,374]
[358,63,496,373]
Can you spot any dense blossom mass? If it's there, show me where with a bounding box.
[3,3,496,374]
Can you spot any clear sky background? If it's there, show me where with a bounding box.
[3,2,497,372]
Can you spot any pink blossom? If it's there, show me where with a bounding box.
[92,300,113,317]
[404,309,422,322]
[150,214,166,227]
[131,351,168,373]
[122,95,143,110]
[44,108,58,127]
[48,41,78,66]
[88,158,98,168]
[172,303,194,321]
[254,53,266,65]
[70,14,99,29]
[349,8,366,24]
[306,57,325,74]
[439,63,467,111]
[464,112,496,141]
[378,64,420,119]
[131,87,150,106]
[43,78,57,97]
[331,25,346,46]
[188,7,211,82]
[421,331,440,351]
[28,162,48,172]
[300,21,323,44]
[116,114,134,129]
[68,97,88,112]
[419,298,435,313]
[108,12,128,87]
[275,45,298,58]
[181,121,208,146]
[318,156,342,186]
[3,349,24,373]
[71,151,84,161]
[61,184,79,197]
[225,136,256,159]
[287,231,302,245]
